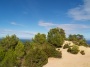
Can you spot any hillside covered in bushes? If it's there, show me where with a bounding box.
[0,27,88,67]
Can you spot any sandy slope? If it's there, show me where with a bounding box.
[43,41,90,67]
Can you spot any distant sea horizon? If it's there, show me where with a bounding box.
[0,38,31,43]
[20,39,31,42]
[86,40,90,45]
[0,38,90,45]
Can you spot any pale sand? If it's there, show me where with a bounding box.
[43,41,90,67]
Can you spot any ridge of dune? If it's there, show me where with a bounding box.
[43,41,90,67]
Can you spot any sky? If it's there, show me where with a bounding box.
[0,0,90,39]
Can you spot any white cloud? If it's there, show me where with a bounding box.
[57,24,90,30]
[11,22,25,27]
[68,0,90,20]
[39,21,57,27]
[39,21,58,30]
[0,29,36,39]
[38,21,90,36]
[39,21,90,30]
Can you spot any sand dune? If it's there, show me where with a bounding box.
[43,41,90,67]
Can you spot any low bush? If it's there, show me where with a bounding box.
[67,47,71,52]
[53,51,62,58]
[43,44,62,58]
[63,44,69,49]
[80,50,85,55]
[67,45,79,54]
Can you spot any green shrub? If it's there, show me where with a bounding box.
[63,44,69,49]
[25,48,48,67]
[14,41,25,59]
[0,46,5,62]
[67,47,72,52]
[80,50,85,55]
[47,28,65,47]
[0,49,17,67]
[53,51,62,58]
[71,45,79,54]
[67,45,79,54]
[0,35,19,50]
[43,44,62,58]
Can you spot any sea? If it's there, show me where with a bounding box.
[86,40,90,45]
[20,39,31,42]
[0,38,90,45]
[0,38,31,43]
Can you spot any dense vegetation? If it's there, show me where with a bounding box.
[0,28,64,67]
[0,27,88,67]
[68,34,87,46]
[47,28,65,47]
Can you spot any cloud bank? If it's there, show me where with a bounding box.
[11,22,25,27]
[68,0,90,20]
[39,21,90,30]
[39,21,90,35]
[39,21,56,27]
[0,29,36,39]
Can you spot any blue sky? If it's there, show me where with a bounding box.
[0,0,90,39]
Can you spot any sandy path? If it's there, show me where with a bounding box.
[43,47,90,67]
